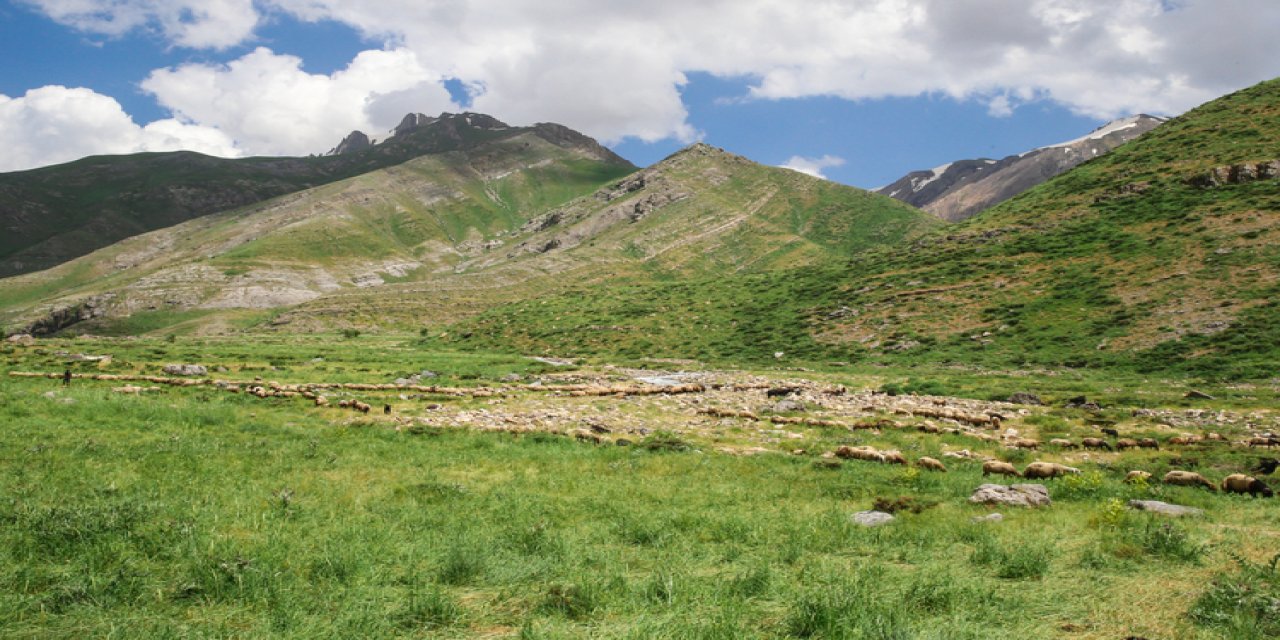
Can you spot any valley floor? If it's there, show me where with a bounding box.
[2,334,1278,639]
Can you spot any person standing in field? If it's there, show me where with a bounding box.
[62,368,72,386]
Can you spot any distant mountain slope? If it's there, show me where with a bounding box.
[0,112,633,277]
[443,78,1280,379]
[876,115,1165,221]
[0,143,939,336]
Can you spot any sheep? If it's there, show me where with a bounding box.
[766,387,798,398]
[1116,438,1140,451]
[1248,436,1278,448]
[1124,470,1153,484]
[1049,438,1079,449]
[982,460,1021,478]
[1009,438,1040,450]
[571,428,602,444]
[1081,437,1113,451]
[314,396,328,407]
[1221,473,1273,497]
[835,446,885,463]
[916,456,947,472]
[880,450,908,466]
[353,401,371,414]
[1101,427,1121,438]
[1022,461,1081,479]
[1205,432,1226,442]
[1162,470,1216,490]
[1168,436,1195,446]
[1137,438,1159,450]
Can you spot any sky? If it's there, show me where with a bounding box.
[1,1,1279,189]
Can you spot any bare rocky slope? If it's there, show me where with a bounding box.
[877,115,1165,221]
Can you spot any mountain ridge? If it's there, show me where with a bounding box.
[0,112,633,278]
[876,114,1166,221]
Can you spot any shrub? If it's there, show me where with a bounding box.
[1188,553,1280,638]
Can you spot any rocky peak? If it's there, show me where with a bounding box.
[393,113,438,137]
[326,130,372,156]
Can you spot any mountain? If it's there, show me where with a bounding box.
[0,112,633,278]
[876,115,1166,221]
[442,78,1280,379]
[0,143,938,337]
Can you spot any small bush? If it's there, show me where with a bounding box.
[398,585,462,630]
[436,545,486,585]
[340,328,361,339]
[1188,553,1280,638]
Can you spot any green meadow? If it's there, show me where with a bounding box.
[2,335,1278,638]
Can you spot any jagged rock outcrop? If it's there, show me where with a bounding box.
[327,130,372,155]
[1186,159,1280,187]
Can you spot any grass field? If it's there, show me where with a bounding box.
[3,334,1279,638]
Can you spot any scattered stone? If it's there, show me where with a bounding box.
[1126,500,1204,517]
[615,439,632,447]
[968,484,1051,508]
[501,373,523,382]
[43,391,58,399]
[1185,389,1215,400]
[215,366,229,373]
[163,364,207,376]
[1006,392,1043,405]
[851,510,895,527]
[770,399,805,413]
[6,333,35,344]
[420,370,439,378]
[972,513,1004,523]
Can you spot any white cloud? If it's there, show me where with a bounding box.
[0,86,239,172]
[780,155,846,180]
[141,47,457,156]
[22,0,259,49]
[11,0,1280,169]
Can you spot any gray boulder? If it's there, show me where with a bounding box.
[1006,392,1043,405]
[1127,500,1204,517]
[968,484,1051,507]
[163,364,207,376]
[851,510,895,527]
[771,399,805,413]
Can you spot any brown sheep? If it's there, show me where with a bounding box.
[571,428,603,444]
[1124,470,1153,484]
[1009,438,1040,450]
[1168,436,1194,446]
[1205,432,1226,441]
[982,460,1021,478]
[1221,473,1273,497]
[1022,461,1081,479]
[353,401,371,414]
[835,445,884,462]
[1081,437,1113,451]
[880,450,908,466]
[916,456,947,472]
[314,396,328,407]
[1162,470,1216,490]
[1116,438,1139,451]
[1248,437,1279,448]
[1137,438,1159,450]
[1049,438,1078,449]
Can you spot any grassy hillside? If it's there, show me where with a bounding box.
[0,114,633,277]
[441,78,1280,380]
[0,143,938,337]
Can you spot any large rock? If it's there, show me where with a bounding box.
[968,484,1051,507]
[163,364,207,377]
[1006,392,1043,405]
[6,333,34,345]
[1127,500,1204,517]
[851,510,895,527]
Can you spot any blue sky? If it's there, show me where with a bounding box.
[2,1,1278,186]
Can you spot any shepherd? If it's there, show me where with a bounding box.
[62,368,72,387]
